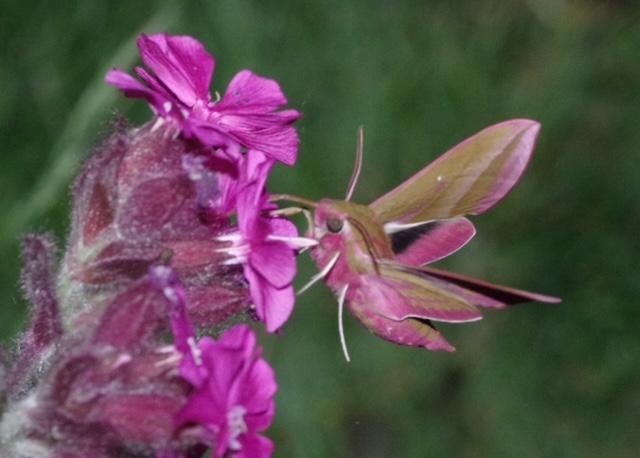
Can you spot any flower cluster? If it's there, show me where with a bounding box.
[104,33,306,331]
[0,33,305,458]
[106,33,300,165]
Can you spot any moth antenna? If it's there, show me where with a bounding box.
[297,252,340,296]
[270,193,318,208]
[337,285,351,362]
[345,126,364,201]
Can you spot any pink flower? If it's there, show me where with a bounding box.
[176,325,277,458]
[154,266,277,457]
[220,151,314,332]
[106,33,301,165]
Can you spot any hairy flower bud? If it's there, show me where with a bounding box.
[61,121,250,330]
[6,235,63,399]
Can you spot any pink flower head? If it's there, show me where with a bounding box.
[176,325,277,458]
[220,151,315,332]
[153,267,276,457]
[106,33,301,165]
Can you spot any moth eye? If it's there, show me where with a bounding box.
[326,217,344,233]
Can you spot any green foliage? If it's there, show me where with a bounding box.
[2,1,639,456]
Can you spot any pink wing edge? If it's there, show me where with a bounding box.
[393,217,477,266]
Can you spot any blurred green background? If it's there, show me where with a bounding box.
[1,1,639,456]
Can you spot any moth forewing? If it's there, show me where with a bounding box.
[370,119,541,223]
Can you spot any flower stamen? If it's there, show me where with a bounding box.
[227,405,248,452]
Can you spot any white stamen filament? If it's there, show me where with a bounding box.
[154,338,202,370]
[266,234,318,249]
[155,345,176,354]
[338,285,351,363]
[188,337,203,366]
[222,257,247,266]
[215,232,249,264]
[216,243,250,264]
[227,405,248,451]
[154,352,182,369]
[297,252,340,296]
[222,257,246,266]
[111,353,132,369]
[151,117,165,131]
[217,233,243,242]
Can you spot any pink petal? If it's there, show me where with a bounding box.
[246,399,276,434]
[138,33,214,107]
[243,150,273,189]
[245,267,294,332]
[105,69,168,113]
[220,117,300,166]
[188,118,235,148]
[175,385,224,428]
[267,217,298,238]
[214,71,302,165]
[249,241,296,288]
[262,284,295,333]
[237,433,274,458]
[205,346,251,403]
[182,334,248,404]
[240,359,277,420]
[235,152,274,235]
[163,35,216,100]
[217,324,256,353]
[218,70,288,113]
